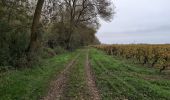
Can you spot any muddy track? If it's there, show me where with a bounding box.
[41,54,80,100]
[85,50,101,100]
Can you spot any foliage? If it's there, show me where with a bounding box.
[45,22,100,50]
[0,0,33,68]
[0,21,29,68]
[42,47,56,58]
[0,0,112,68]
[53,46,67,54]
[93,44,170,73]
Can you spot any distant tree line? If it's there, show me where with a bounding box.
[0,0,114,69]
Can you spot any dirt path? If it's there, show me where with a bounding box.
[85,50,101,100]
[41,54,79,100]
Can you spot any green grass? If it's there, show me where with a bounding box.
[1,48,170,100]
[0,51,77,100]
[62,49,90,100]
[89,48,170,100]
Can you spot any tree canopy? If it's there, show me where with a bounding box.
[0,0,114,68]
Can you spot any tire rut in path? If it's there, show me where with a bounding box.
[85,50,101,100]
[41,54,79,100]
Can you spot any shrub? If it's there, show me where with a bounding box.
[54,46,67,54]
[42,47,56,58]
[0,21,30,68]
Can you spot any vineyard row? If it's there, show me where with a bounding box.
[93,44,170,73]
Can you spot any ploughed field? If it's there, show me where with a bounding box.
[0,47,170,100]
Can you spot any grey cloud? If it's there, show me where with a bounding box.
[97,0,170,44]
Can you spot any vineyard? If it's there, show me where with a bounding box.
[93,44,170,73]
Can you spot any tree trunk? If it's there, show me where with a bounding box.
[27,0,44,53]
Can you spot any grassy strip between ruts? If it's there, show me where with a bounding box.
[62,49,90,100]
[89,48,170,100]
[0,51,78,100]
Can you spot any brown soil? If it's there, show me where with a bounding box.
[41,54,79,100]
[85,50,101,100]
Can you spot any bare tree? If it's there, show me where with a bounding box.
[63,0,114,49]
[27,0,114,50]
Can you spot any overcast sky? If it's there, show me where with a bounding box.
[96,0,170,44]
